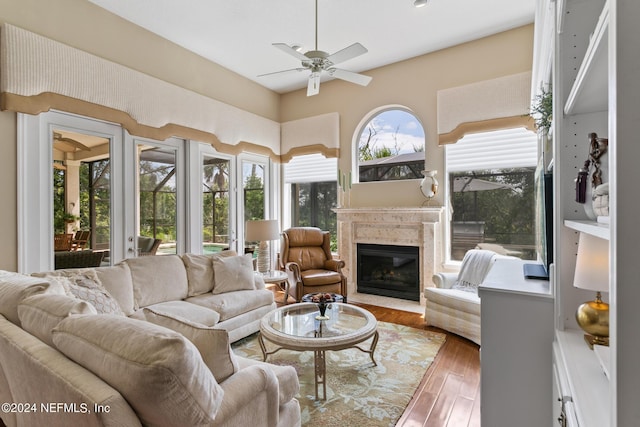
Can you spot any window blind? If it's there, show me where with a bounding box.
[284,153,337,184]
[446,128,538,172]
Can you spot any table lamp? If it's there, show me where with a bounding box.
[573,232,609,349]
[245,219,280,273]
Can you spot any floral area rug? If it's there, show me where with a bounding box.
[232,321,446,427]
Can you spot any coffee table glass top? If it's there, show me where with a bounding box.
[261,303,377,349]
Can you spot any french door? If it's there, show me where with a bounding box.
[18,112,275,272]
[18,111,124,272]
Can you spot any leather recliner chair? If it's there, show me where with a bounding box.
[280,227,347,302]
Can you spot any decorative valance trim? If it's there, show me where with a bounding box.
[438,116,536,145]
[0,23,280,160]
[280,145,340,163]
[437,71,533,145]
[280,112,340,163]
[1,92,280,162]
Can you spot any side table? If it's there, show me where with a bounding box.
[257,270,290,304]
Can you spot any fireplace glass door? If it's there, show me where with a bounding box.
[357,244,420,301]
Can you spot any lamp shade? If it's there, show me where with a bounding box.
[573,233,609,292]
[245,219,280,242]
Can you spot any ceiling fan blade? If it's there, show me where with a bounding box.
[307,72,321,96]
[328,68,372,87]
[272,43,309,61]
[257,68,306,78]
[326,42,368,66]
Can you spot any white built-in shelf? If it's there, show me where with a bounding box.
[564,219,610,240]
[555,330,610,427]
[564,0,609,115]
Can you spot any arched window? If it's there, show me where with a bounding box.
[356,108,425,182]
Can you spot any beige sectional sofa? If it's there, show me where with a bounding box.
[0,252,301,427]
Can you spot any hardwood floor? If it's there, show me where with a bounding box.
[351,303,481,427]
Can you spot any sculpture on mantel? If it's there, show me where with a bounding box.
[420,170,438,206]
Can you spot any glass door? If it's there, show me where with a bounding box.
[52,128,112,264]
[202,155,231,254]
[18,111,123,272]
[124,134,184,257]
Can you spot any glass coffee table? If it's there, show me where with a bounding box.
[259,303,378,400]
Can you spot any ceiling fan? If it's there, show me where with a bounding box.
[258,0,372,96]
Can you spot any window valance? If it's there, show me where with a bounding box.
[437,71,535,145]
[0,24,280,160]
[280,113,340,163]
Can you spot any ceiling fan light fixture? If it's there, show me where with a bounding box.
[414,0,430,7]
[259,0,371,96]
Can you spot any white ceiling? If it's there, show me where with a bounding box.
[89,0,535,94]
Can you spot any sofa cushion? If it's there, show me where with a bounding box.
[0,271,65,326]
[186,289,274,322]
[95,263,136,316]
[139,307,238,382]
[129,300,220,327]
[0,315,141,427]
[17,293,96,347]
[300,269,342,286]
[424,286,481,316]
[125,255,189,308]
[212,254,255,295]
[52,314,224,427]
[33,270,125,316]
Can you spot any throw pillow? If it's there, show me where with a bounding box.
[0,271,65,326]
[94,263,136,316]
[212,254,255,294]
[141,307,238,382]
[17,293,97,347]
[182,251,241,296]
[52,314,224,427]
[34,270,125,316]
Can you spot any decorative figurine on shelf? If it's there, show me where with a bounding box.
[575,133,609,220]
[588,132,608,188]
[575,160,590,204]
[311,293,334,320]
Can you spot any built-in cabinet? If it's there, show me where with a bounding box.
[549,0,640,425]
[478,258,554,427]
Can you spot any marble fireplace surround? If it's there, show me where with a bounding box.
[335,207,445,307]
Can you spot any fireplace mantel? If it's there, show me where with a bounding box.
[335,207,445,299]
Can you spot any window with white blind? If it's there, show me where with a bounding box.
[284,154,338,249]
[446,128,538,261]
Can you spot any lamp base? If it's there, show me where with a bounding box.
[256,241,270,273]
[583,334,609,350]
[576,291,609,350]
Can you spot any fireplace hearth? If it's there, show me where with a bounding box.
[357,243,420,301]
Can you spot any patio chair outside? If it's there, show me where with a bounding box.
[71,230,91,251]
[54,233,73,251]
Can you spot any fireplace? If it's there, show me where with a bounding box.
[357,244,420,301]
